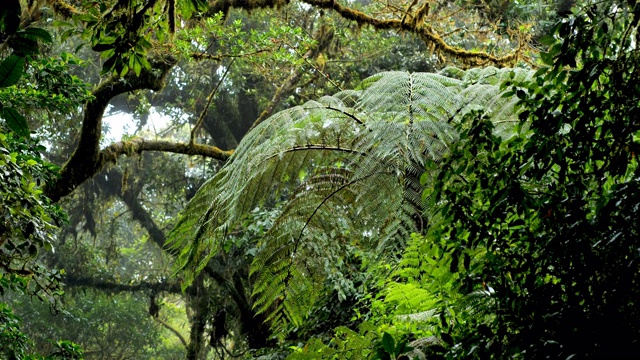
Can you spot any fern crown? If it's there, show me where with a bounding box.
[168,66,532,331]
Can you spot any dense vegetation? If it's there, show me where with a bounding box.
[1,0,639,358]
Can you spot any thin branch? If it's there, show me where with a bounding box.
[191,48,273,61]
[155,317,188,349]
[249,27,336,130]
[248,68,304,131]
[283,41,343,91]
[190,58,235,145]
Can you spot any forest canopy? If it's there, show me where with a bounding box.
[1,0,639,359]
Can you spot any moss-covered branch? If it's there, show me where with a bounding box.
[101,139,233,165]
[45,55,177,202]
[63,274,182,294]
[302,0,521,67]
[155,317,188,349]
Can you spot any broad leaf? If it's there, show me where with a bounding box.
[16,27,53,43]
[0,54,25,88]
[381,332,395,354]
[2,106,29,137]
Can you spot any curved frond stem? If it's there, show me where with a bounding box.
[276,169,393,310]
[266,144,366,160]
[325,106,366,125]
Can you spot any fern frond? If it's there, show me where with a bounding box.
[169,67,532,334]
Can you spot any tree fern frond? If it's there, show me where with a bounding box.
[385,283,437,315]
[169,67,532,334]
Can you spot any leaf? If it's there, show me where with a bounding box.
[538,34,557,46]
[540,52,555,66]
[132,56,142,77]
[0,54,25,88]
[7,36,39,56]
[16,27,52,43]
[381,332,395,354]
[28,244,37,257]
[92,35,118,53]
[101,55,118,75]
[463,252,471,270]
[1,107,29,137]
[450,249,460,273]
[441,332,454,346]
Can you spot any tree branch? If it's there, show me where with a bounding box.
[190,59,235,145]
[155,317,188,349]
[101,139,234,166]
[49,0,81,18]
[63,274,182,294]
[249,25,335,130]
[94,168,177,256]
[301,0,521,67]
[45,55,177,203]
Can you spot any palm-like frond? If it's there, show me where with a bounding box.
[168,67,532,331]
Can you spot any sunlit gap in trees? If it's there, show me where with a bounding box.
[101,105,188,147]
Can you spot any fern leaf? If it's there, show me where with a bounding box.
[169,67,532,335]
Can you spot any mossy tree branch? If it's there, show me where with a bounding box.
[301,0,521,67]
[63,274,183,294]
[101,139,234,167]
[45,55,178,202]
[43,55,229,203]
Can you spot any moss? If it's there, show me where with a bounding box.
[304,0,521,67]
[48,0,78,18]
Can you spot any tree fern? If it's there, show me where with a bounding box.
[383,233,493,338]
[168,66,532,333]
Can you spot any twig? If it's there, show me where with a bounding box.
[190,58,236,145]
[154,317,188,349]
[284,40,343,91]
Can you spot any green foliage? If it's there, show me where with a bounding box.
[0,53,93,129]
[0,55,25,88]
[0,1,55,137]
[413,1,640,357]
[287,322,379,360]
[0,302,83,360]
[0,130,65,300]
[0,4,68,301]
[76,0,163,76]
[170,66,532,336]
[8,292,180,359]
[0,5,87,357]
[0,302,30,360]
